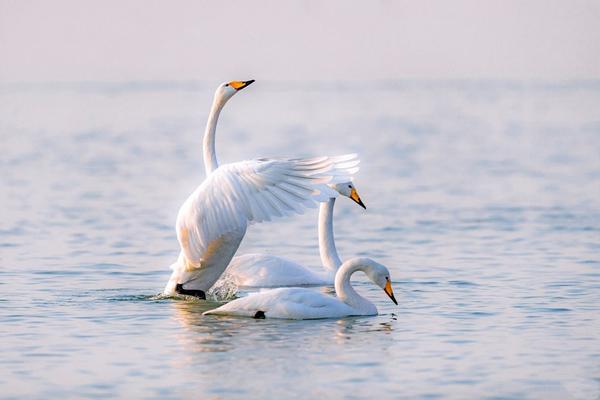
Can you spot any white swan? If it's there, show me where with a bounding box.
[203,258,398,319]
[225,181,366,287]
[163,80,359,298]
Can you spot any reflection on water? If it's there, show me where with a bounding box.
[1,81,599,399]
[172,300,239,354]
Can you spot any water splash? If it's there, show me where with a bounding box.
[207,272,239,301]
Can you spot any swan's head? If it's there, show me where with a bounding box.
[214,80,254,106]
[329,181,366,209]
[363,259,398,305]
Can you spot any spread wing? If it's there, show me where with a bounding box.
[176,154,359,264]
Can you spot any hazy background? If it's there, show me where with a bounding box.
[1,0,599,83]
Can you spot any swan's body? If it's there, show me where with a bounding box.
[204,258,398,319]
[225,182,365,287]
[163,81,359,297]
[226,253,329,287]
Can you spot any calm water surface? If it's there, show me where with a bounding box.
[1,81,599,399]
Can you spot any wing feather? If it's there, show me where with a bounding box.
[176,154,359,262]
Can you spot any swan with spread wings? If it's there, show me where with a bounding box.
[163,81,359,298]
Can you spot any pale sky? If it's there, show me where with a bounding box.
[1,0,599,82]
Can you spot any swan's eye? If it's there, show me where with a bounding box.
[224,83,229,87]
[385,276,389,280]
[348,185,352,188]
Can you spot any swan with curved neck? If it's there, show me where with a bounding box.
[224,181,366,287]
[163,80,360,298]
[204,258,398,320]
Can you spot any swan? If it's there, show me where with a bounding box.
[163,80,360,298]
[203,258,398,319]
[224,181,366,287]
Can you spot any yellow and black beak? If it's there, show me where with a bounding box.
[350,188,366,209]
[229,80,255,91]
[384,278,398,305]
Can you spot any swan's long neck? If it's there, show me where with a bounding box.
[319,197,342,274]
[203,99,224,174]
[334,259,377,314]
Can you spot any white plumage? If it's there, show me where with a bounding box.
[226,253,329,287]
[204,258,398,320]
[163,81,359,296]
[224,181,366,287]
[176,156,358,264]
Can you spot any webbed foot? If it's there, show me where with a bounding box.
[175,284,206,299]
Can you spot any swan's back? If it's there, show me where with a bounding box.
[226,254,329,287]
[203,287,358,320]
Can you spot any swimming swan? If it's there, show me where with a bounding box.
[224,181,366,287]
[163,80,359,298]
[203,258,398,319]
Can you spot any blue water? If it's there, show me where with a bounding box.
[1,81,599,399]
